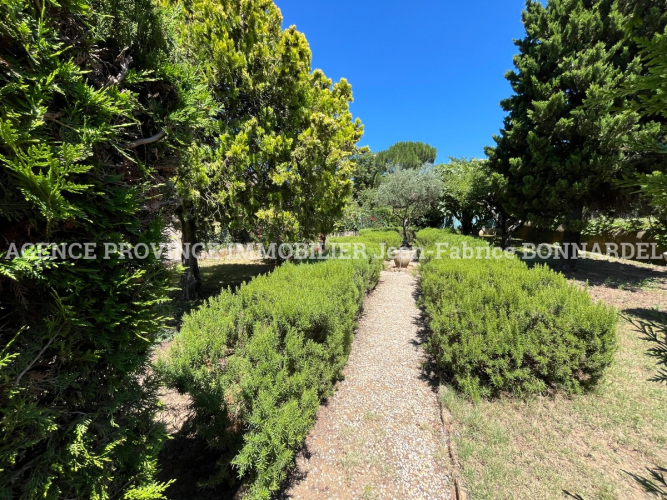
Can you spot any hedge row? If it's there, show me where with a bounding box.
[157,232,396,498]
[332,229,403,259]
[417,229,618,400]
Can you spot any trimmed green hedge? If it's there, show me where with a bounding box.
[157,232,397,498]
[417,229,617,400]
[410,227,456,247]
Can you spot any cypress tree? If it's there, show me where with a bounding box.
[171,0,363,298]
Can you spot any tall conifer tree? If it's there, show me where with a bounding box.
[486,0,664,268]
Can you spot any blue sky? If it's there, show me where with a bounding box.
[276,0,529,162]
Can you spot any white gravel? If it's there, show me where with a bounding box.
[286,269,453,499]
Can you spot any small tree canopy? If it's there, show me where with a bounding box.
[437,158,493,236]
[376,167,443,246]
[375,141,437,172]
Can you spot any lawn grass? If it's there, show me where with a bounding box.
[159,258,275,341]
[440,316,667,500]
[197,258,275,295]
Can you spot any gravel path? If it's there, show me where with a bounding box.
[286,269,453,499]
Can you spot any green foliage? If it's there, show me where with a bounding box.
[607,23,667,124]
[582,215,652,236]
[485,0,666,234]
[437,158,494,235]
[417,230,617,401]
[0,0,207,495]
[337,189,395,232]
[156,232,399,498]
[346,142,442,235]
[376,167,444,246]
[411,227,456,248]
[374,141,437,171]
[358,227,402,235]
[631,172,667,245]
[351,149,380,194]
[351,142,437,200]
[168,0,364,297]
[591,6,667,248]
[581,5,667,249]
[172,0,363,243]
[582,213,666,246]
[330,230,403,261]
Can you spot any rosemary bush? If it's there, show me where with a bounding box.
[417,229,617,400]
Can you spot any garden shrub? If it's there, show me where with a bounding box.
[359,227,401,235]
[411,227,456,248]
[330,230,402,260]
[0,0,209,497]
[417,229,617,401]
[157,245,383,498]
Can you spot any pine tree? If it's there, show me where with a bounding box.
[374,141,437,171]
[605,2,667,246]
[486,0,665,269]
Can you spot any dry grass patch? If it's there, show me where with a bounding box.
[440,277,667,499]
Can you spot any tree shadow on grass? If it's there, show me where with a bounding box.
[624,307,667,322]
[625,466,667,498]
[562,258,667,290]
[510,243,666,291]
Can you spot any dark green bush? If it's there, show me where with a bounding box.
[0,0,209,497]
[157,252,381,498]
[417,229,617,400]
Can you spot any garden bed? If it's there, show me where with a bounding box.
[155,232,399,498]
[439,258,667,499]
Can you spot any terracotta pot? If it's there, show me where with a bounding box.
[393,249,413,268]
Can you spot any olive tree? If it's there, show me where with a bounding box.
[376,167,443,247]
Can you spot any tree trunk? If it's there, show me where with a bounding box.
[501,219,524,249]
[459,214,474,236]
[482,200,523,249]
[401,219,410,248]
[178,205,202,300]
[560,228,582,272]
[560,205,584,272]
